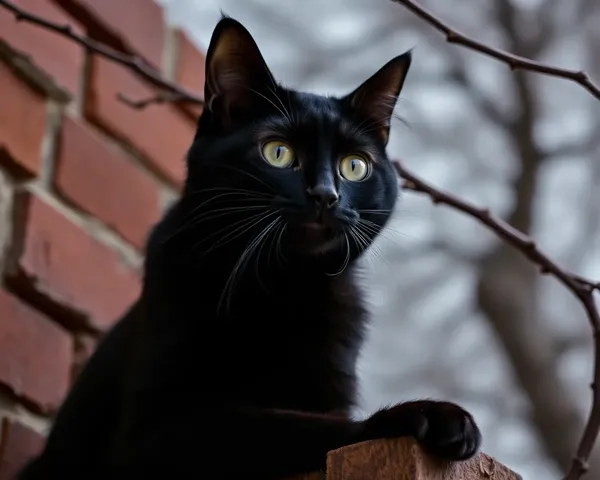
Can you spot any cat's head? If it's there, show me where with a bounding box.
[182,16,410,270]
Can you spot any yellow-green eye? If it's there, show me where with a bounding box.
[340,155,369,181]
[261,141,295,168]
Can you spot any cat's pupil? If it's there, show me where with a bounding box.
[351,159,358,170]
[276,146,284,159]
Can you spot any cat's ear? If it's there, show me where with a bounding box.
[344,51,412,145]
[204,16,275,125]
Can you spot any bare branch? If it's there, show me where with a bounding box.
[394,162,600,295]
[116,92,191,110]
[390,0,600,101]
[444,56,512,128]
[394,160,600,480]
[0,0,204,107]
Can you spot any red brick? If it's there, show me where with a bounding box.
[86,56,193,187]
[0,289,72,413]
[53,0,165,68]
[55,116,161,248]
[0,62,47,178]
[9,193,141,331]
[0,0,84,96]
[174,29,205,118]
[0,420,45,480]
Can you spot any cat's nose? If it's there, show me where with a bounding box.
[307,184,339,209]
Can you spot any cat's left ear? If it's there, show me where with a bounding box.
[344,51,412,145]
[204,16,276,126]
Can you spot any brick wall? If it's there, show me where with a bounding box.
[0,1,205,476]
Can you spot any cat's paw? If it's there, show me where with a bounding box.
[361,400,481,461]
[411,400,481,460]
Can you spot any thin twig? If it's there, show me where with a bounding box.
[0,0,204,107]
[116,92,190,109]
[390,0,600,101]
[394,160,600,480]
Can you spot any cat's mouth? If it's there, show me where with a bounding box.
[291,218,344,255]
[275,200,355,255]
[302,221,328,231]
[299,220,334,238]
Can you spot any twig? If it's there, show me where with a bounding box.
[390,0,600,101]
[116,92,190,109]
[394,160,600,480]
[0,0,204,107]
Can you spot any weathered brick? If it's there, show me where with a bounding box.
[0,289,72,413]
[86,56,193,187]
[174,28,205,118]
[55,116,161,248]
[0,0,84,96]
[8,193,141,331]
[0,420,44,480]
[0,62,46,178]
[53,0,165,68]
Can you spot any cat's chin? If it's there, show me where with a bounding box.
[306,235,344,256]
[287,223,345,256]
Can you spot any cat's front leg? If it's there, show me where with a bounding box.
[356,400,481,460]
[110,406,361,479]
[110,401,480,478]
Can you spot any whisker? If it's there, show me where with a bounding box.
[275,223,288,267]
[350,224,370,254]
[265,219,286,271]
[352,224,383,266]
[218,213,281,313]
[164,203,270,245]
[353,223,392,273]
[177,189,268,228]
[185,187,271,198]
[254,217,283,293]
[347,226,367,259]
[361,218,417,242]
[200,210,274,256]
[326,232,351,277]
[358,209,393,215]
[186,204,269,226]
[266,85,294,126]
[285,89,298,125]
[246,86,293,127]
[358,219,414,252]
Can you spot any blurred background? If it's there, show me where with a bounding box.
[158,0,600,477]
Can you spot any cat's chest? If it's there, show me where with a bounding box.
[208,294,364,412]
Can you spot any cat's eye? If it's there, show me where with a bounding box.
[339,155,370,181]
[261,141,295,168]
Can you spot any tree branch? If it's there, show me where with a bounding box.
[116,92,191,110]
[394,160,600,480]
[390,0,600,101]
[394,162,599,295]
[0,0,204,107]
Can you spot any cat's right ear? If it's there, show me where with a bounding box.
[343,51,412,145]
[204,16,276,126]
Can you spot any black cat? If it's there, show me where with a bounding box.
[18,16,480,479]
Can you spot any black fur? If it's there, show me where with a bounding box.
[18,16,480,479]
